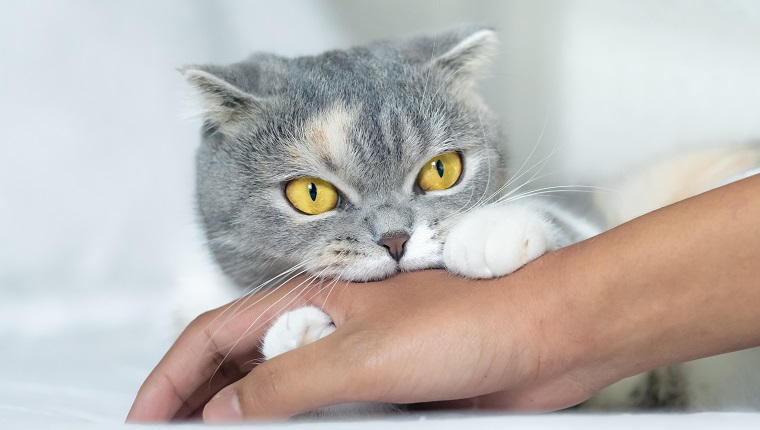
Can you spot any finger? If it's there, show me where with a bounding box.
[127,275,323,422]
[203,331,370,421]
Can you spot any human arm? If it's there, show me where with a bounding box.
[127,173,760,422]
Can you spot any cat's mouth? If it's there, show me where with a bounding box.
[306,257,444,283]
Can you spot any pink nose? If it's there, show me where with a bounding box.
[379,233,410,262]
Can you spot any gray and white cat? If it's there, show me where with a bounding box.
[183,26,760,415]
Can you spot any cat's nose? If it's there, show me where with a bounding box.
[378,232,410,262]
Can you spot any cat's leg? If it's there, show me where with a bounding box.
[261,306,399,417]
[443,200,598,279]
[581,367,689,410]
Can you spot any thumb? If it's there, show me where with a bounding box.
[202,331,369,422]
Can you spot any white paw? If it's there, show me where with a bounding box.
[262,308,400,417]
[261,306,336,360]
[443,204,554,279]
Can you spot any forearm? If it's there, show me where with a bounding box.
[532,174,760,395]
[128,176,760,421]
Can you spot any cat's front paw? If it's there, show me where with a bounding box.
[261,306,336,360]
[443,204,553,279]
[261,306,398,417]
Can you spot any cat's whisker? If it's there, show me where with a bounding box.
[497,169,561,201]
[207,261,317,339]
[495,185,611,205]
[481,149,562,210]
[317,264,350,313]
[219,249,348,355]
[240,267,351,357]
[204,261,311,334]
[208,272,323,387]
[418,30,438,117]
[239,260,312,300]
[202,268,312,383]
[242,357,267,367]
[231,271,324,341]
[211,269,309,336]
[232,276,326,369]
[449,104,554,220]
[499,184,617,200]
[501,105,552,193]
[443,165,541,221]
[499,190,585,203]
[474,101,561,210]
[497,144,561,202]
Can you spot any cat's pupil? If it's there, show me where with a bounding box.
[308,182,317,201]
[436,160,444,178]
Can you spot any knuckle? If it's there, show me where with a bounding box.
[187,309,216,331]
[185,310,228,358]
[239,364,283,416]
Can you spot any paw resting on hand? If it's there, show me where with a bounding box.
[260,306,398,417]
[261,306,336,360]
[443,204,554,279]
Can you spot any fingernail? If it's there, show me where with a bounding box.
[203,387,243,423]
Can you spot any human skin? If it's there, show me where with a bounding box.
[127,174,760,423]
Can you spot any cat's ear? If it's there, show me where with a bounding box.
[424,26,498,88]
[180,66,264,136]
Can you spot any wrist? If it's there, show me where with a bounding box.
[529,177,760,402]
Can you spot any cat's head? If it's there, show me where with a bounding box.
[186,26,507,287]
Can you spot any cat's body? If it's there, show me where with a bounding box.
[185,26,760,416]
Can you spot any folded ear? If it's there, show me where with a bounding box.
[180,66,264,136]
[432,27,497,85]
[403,26,497,90]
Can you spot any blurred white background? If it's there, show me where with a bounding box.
[0,0,759,425]
[2,0,759,296]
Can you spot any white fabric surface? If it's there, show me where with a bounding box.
[3,291,760,428]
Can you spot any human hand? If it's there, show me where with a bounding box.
[128,175,760,422]
[127,265,600,423]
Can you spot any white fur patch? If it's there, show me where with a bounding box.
[400,223,443,271]
[261,306,335,360]
[302,104,355,163]
[321,257,397,282]
[596,146,760,226]
[443,204,556,279]
[285,104,363,204]
[263,306,398,417]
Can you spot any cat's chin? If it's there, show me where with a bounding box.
[398,257,444,274]
[308,257,443,283]
[313,259,399,283]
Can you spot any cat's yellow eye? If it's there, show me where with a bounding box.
[416,152,463,192]
[285,177,339,215]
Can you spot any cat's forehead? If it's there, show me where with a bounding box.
[244,42,491,192]
[275,101,447,193]
[286,103,357,173]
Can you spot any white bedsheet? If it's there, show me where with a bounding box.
[2,288,759,429]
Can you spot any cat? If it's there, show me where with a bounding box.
[183,26,760,415]
[183,25,598,416]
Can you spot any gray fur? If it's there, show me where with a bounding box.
[630,366,689,409]
[188,26,510,287]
